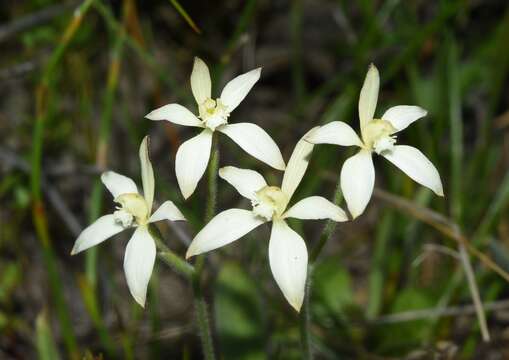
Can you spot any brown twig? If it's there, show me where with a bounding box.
[373,188,509,283]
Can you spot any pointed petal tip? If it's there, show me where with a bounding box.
[145,110,159,120]
[185,249,195,260]
[290,299,303,312]
[134,296,146,308]
[275,162,286,171]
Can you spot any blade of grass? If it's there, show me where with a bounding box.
[291,0,306,103]
[447,35,489,341]
[36,311,61,360]
[373,189,509,284]
[30,1,96,358]
[168,0,202,34]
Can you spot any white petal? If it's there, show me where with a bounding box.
[218,166,267,200]
[71,214,125,255]
[149,201,186,223]
[145,104,203,128]
[186,209,265,258]
[191,57,212,105]
[219,67,261,112]
[219,123,285,170]
[305,121,362,147]
[340,150,375,219]
[124,226,156,307]
[101,171,138,198]
[359,64,380,134]
[281,127,319,203]
[139,136,154,210]
[268,220,308,312]
[381,105,427,133]
[175,129,213,199]
[283,196,348,222]
[383,145,444,196]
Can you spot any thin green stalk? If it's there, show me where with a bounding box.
[180,137,219,360]
[448,36,489,342]
[93,0,186,100]
[85,16,126,290]
[206,136,219,223]
[149,225,195,279]
[30,1,95,358]
[301,177,343,358]
[299,265,313,360]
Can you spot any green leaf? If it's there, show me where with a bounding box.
[312,256,354,316]
[36,311,61,360]
[214,262,266,360]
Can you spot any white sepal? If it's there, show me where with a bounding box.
[145,104,203,127]
[101,171,138,199]
[186,209,266,258]
[340,149,375,219]
[71,214,126,255]
[139,136,155,210]
[268,220,308,312]
[281,127,319,204]
[283,196,348,222]
[218,166,267,200]
[191,57,212,105]
[382,105,427,133]
[359,64,380,135]
[220,67,261,112]
[383,145,444,196]
[149,201,186,223]
[175,129,213,199]
[123,226,156,307]
[305,121,362,147]
[220,123,285,171]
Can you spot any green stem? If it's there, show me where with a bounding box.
[149,225,195,279]
[301,177,343,358]
[188,136,219,360]
[206,136,219,222]
[299,265,313,360]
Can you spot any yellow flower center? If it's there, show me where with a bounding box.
[251,186,288,221]
[198,98,229,131]
[362,119,397,155]
[114,193,150,227]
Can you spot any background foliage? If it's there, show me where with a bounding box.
[1,0,509,358]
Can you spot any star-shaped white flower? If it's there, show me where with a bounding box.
[71,136,186,307]
[185,129,348,311]
[146,57,286,199]
[306,64,444,218]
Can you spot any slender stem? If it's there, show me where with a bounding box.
[458,242,490,342]
[149,225,195,279]
[187,135,219,360]
[206,136,219,222]
[310,178,343,262]
[301,177,342,358]
[299,265,313,360]
[192,273,216,360]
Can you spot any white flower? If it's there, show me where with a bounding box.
[146,57,286,199]
[71,136,186,307]
[185,129,348,311]
[306,64,444,219]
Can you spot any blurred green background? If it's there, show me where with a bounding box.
[1,0,509,358]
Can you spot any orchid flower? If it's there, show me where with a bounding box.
[71,136,186,307]
[185,129,348,311]
[306,64,444,218]
[146,57,286,199]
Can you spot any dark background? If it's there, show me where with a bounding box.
[1,0,509,358]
